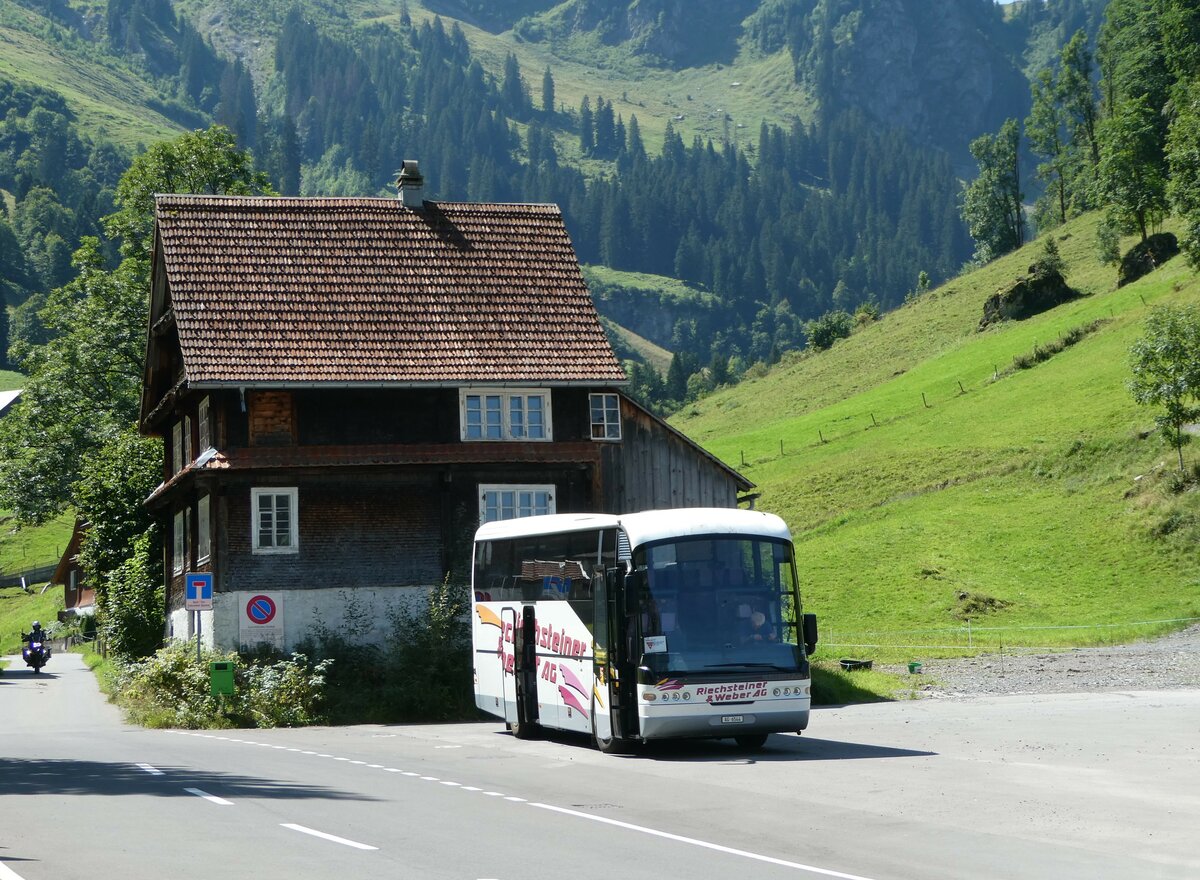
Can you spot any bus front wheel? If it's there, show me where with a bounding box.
[734,734,768,750]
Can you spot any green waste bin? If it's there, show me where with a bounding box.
[210,661,235,696]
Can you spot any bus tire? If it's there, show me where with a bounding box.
[592,696,626,754]
[510,704,540,740]
[734,733,768,750]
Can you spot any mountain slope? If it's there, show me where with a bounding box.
[0,3,181,148]
[672,215,1200,642]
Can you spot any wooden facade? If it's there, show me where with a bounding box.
[140,193,751,649]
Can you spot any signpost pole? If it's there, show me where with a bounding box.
[196,610,202,663]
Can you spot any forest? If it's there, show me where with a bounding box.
[0,0,1197,412]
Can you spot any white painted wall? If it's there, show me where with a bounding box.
[167,586,432,654]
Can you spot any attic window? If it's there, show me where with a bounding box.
[460,389,552,441]
[589,393,621,441]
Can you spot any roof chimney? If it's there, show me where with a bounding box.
[396,160,424,208]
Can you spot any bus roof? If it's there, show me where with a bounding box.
[473,508,791,547]
[616,508,792,548]
[474,513,621,542]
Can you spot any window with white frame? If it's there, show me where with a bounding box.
[252,488,298,553]
[589,393,622,440]
[172,509,186,575]
[460,389,551,441]
[182,414,193,466]
[479,484,555,524]
[197,494,211,564]
[198,397,211,450]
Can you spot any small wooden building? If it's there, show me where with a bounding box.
[53,519,95,623]
[139,171,751,651]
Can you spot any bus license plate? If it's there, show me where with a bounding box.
[721,715,744,724]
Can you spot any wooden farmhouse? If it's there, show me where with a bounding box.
[139,167,752,652]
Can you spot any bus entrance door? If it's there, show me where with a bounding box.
[592,568,636,751]
[505,604,540,738]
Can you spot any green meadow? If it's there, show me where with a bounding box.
[673,215,1200,658]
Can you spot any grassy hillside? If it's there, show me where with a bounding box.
[673,215,1200,654]
[0,3,181,148]
[0,584,64,656]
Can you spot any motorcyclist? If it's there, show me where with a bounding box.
[22,621,45,645]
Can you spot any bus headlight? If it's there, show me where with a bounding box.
[644,693,656,701]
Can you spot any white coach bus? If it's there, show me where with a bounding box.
[471,508,818,752]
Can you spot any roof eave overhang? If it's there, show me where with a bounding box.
[186,379,630,390]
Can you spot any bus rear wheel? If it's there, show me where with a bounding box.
[592,696,627,754]
[509,704,540,740]
[734,734,768,750]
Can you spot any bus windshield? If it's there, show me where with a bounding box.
[634,534,803,675]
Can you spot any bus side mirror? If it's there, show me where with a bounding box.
[802,613,818,656]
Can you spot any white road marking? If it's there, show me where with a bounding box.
[504,796,526,802]
[135,763,164,775]
[439,781,462,787]
[462,786,482,792]
[420,775,439,781]
[184,788,234,806]
[530,803,880,880]
[281,824,378,851]
[483,791,505,797]
[0,860,30,880]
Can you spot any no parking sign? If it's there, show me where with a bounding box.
[239,592,285,650]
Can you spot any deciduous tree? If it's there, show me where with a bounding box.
[961,118,1024,262]
[1129,304,1200,473]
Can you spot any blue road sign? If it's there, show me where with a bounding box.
[185,572,213,610]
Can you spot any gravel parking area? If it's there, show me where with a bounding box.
[889,623,1200,698]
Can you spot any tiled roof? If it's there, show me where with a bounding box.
[153,196,627,385]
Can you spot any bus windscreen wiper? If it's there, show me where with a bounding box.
[704,663,789,670]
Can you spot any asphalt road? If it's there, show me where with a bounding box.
[1,653,1197,880]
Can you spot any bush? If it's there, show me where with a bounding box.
[112,641,331,729]
[101,530,164,660]
[298,576,476,724]
[803,309,854,351]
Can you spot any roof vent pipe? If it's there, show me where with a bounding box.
[396,160,424,208]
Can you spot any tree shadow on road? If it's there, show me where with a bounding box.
[0,757,380,801]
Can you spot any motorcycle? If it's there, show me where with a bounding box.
[22,639,50,674]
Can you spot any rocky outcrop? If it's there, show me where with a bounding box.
[1118,233,1179,288]
[979,266,1080,330]
[826,0,1029,165]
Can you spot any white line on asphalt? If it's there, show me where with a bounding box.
[184,788,234,806]
[439,781,462,787]
[530,803,880,880]
[0,860,29,880]
[135,763,164,775]
[420,775,439,781]
[281,824,379,851]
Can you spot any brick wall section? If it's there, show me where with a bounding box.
[248,391,295,446]
[221,476,443,592]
